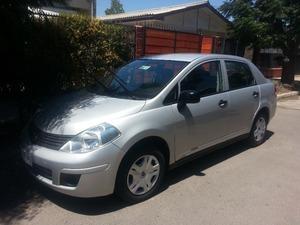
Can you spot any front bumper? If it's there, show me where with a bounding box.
[21,136,124,198]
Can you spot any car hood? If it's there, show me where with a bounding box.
[34,90,146,135]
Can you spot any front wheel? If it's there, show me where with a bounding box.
[115,146,166,203]
[248,114,267,147]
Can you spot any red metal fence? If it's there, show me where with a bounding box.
[135,27,223,58]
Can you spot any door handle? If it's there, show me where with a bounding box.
[218,100,228,108]
[253,91,259,98]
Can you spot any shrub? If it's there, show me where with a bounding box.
[57,16,134,90]
[0,14,134,99]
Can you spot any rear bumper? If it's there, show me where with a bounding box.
[21,134,124,198]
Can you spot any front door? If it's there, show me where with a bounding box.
[172,60,231,160]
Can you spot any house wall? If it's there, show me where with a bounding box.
[256,48,300,78]
[104,6,235,59]
[120,7,228,37]
[163,7,227,36]
[43,0,95,16]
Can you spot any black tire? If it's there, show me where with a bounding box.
[115,145,166,203]
[248,113,268,147]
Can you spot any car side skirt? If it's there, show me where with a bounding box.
[169,134,249,170]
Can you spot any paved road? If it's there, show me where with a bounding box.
[1,97,300,225]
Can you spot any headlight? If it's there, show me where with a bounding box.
[60,123,120,153]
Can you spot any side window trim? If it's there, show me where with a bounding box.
[163,59,253,105]
[224,59,257,91]
[220,59,229,92]
[178,59,224,97]
[163,84,179,105]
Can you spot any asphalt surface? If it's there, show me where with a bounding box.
[1,96,300,225]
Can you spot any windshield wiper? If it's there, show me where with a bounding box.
[108,69,139,100]
[92,75,110,92]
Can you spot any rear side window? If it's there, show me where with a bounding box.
[225,61,256,90]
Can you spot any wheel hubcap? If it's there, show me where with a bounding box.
[254,117,266,142]
[127,155,160,195]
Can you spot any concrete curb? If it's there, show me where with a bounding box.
[277,91,299,100]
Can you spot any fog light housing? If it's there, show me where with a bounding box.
[60,173,81,187]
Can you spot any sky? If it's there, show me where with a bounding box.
[96,0,225,16]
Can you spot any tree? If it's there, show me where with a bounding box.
[219,0,269,63]
[1,0,132,99]
[105,0,124,15]
[220,0,300,84]
[0,0,61,97]
[257,0,300,84]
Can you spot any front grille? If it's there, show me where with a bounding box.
[29,124,73,150]
[32,163,53,181]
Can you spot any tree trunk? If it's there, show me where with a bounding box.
[281,40,299,84]
[281,56,296,84]
[252,47,260,65]
[281,46,297,84]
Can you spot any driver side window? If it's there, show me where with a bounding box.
[180,61,223,97]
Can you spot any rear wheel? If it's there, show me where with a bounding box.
[249,113,267,146]
[115,146,166,203]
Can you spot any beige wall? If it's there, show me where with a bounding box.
[106,7,228,37]
[163,7,228,36]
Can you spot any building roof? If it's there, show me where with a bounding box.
[98,0,228,24]
[30,0,96,17]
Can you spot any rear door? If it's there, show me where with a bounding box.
[224,60,260,135]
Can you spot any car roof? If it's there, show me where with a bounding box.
[143,53,248,63]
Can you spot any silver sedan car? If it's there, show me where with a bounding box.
[21,54,276,202]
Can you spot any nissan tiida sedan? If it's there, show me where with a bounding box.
[21,54,276,202]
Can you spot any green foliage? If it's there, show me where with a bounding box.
[219,0,300,83]
[255,0,300,51]
[0,13,133,98]
[0,0,67,97]
[57,16,133,89]
[105,0,125,15]
[219,0,270,49]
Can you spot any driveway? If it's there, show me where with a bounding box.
[1,97,300,225]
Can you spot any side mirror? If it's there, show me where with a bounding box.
[178,90,201,105]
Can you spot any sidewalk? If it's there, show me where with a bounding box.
[277,96,300,110]
[272,75,300,100]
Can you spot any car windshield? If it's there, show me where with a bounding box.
[89,59,188,99]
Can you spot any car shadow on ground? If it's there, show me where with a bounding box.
[0,133,45,225]
[34,130,274,216]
